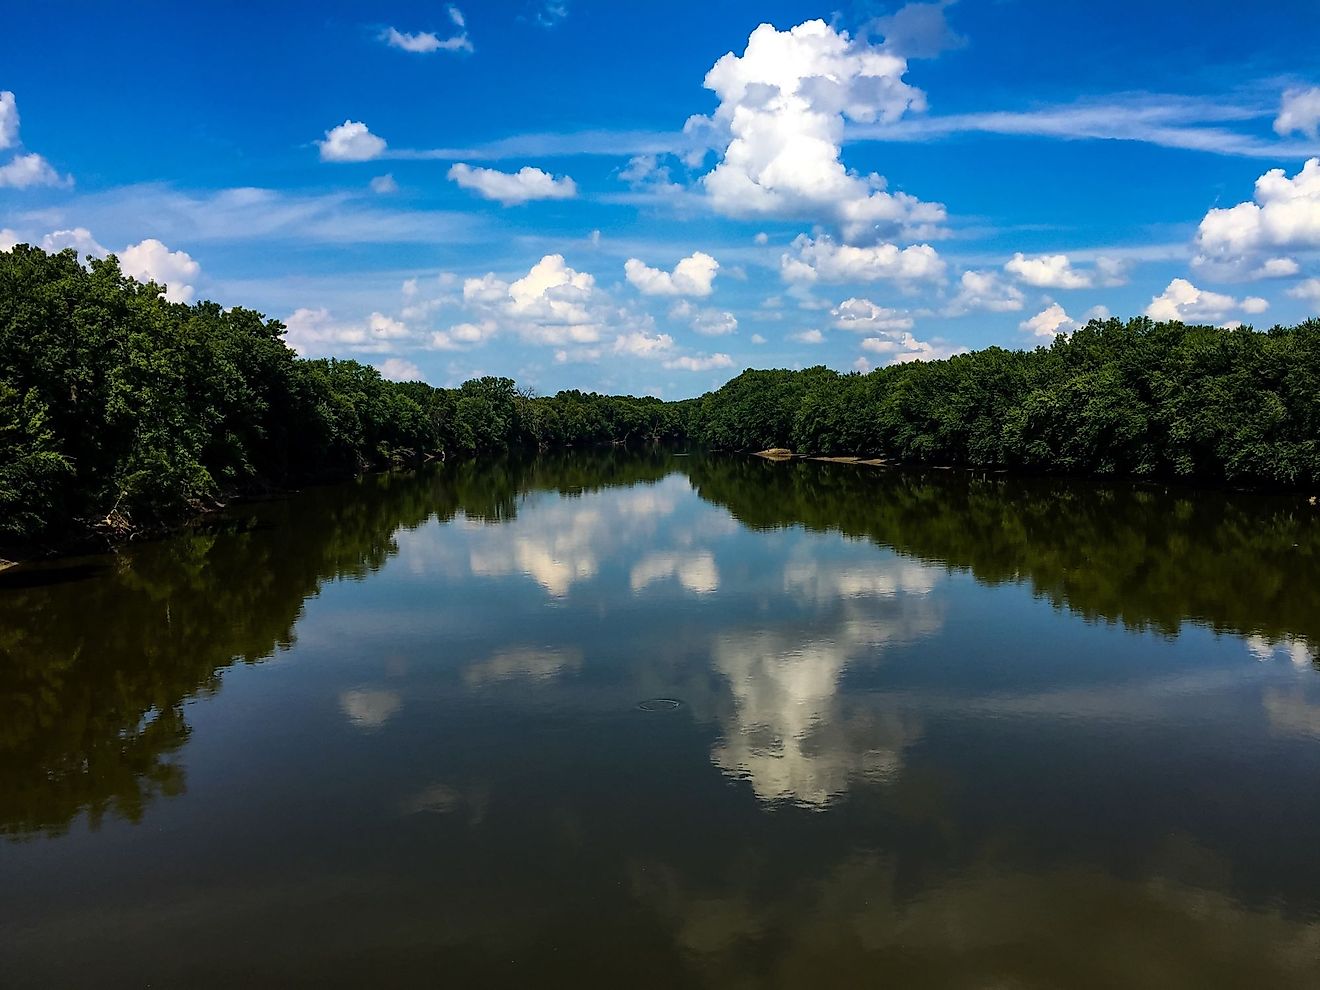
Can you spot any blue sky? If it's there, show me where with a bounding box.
[2,0,1319,396]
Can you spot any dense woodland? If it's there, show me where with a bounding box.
[2,243,1318,547]
[0,246,681,546]
[689,321,1320,486]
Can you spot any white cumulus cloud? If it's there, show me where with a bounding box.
[428,320,492,351]
[663,353,734,372]
[0,91,18,150]
[319,120,387,162]
[688,19,945,243]
[690,308,738,336]
[117,238,201,303]
[284,307,413,356]
[1145,278,1267,323]
[945,270,1024,315]
[624,251,719,296]
[429,319,496,351]
[1275,86,1320,139]
[831,297,913,332]
[463,254,600,345]
[670,300,737,335]
[860,331,965,364]
[781,234,944,284]
[1193,158,1320,273]
[377,357,424,381]
[613,330,675,357]
[0,152,69,189]
[41,227,106,256]
[1285,278,1320,302]
[33,229,199,302]
[448,163,576,205]
[1020,302,1078,338]
[1251,256,1299,278]
[0,92,71,188]
[1003,252,1092,289]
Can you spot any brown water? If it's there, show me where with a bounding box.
[3,451,1320,987]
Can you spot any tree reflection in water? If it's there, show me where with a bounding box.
[3,450,1320,985]
[2,451,1316,838]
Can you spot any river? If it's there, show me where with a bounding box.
[3,451,1319,986]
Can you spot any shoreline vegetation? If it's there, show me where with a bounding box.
[3,244,1319,560]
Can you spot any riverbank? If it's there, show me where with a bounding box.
[7,445,1318,574]
[0,451,439,570]
[750,447,1320,505]
[754,449,893,467]
[5,247,1319,547]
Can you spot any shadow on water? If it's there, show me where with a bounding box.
[1,448,1317,840]
[0,449,681,839]
[3,449,1320,986]
[688,455,1320,654]
[0,562,109,591]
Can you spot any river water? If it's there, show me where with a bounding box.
[3,451,1319,986]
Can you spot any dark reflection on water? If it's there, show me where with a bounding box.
[2,451,1320,987]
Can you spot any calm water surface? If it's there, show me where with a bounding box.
[3,452,1320,987]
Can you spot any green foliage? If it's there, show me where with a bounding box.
[689,317,1320,490]
[0,246,688,544]
[4,240,1318,546]
[519,389,686,448]
[688,366,835,451]
[0,383,71,538]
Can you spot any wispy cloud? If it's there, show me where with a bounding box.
[531,1,569,28]
[387,128,682,162]
[342,92,1320,169]
[10,183,482,248]
[379,6,472,54]
[852,93,1320,159]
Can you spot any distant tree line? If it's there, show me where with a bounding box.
[686,318,1320,489]
[2,242,1317,546]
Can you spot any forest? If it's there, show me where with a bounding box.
[688,320,1320,486]
[0,246,682,547]
[2,242,1318,548]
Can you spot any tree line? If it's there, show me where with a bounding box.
[686,317,1320,489]
[0,246,680,546]
[3,242,1318,547]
